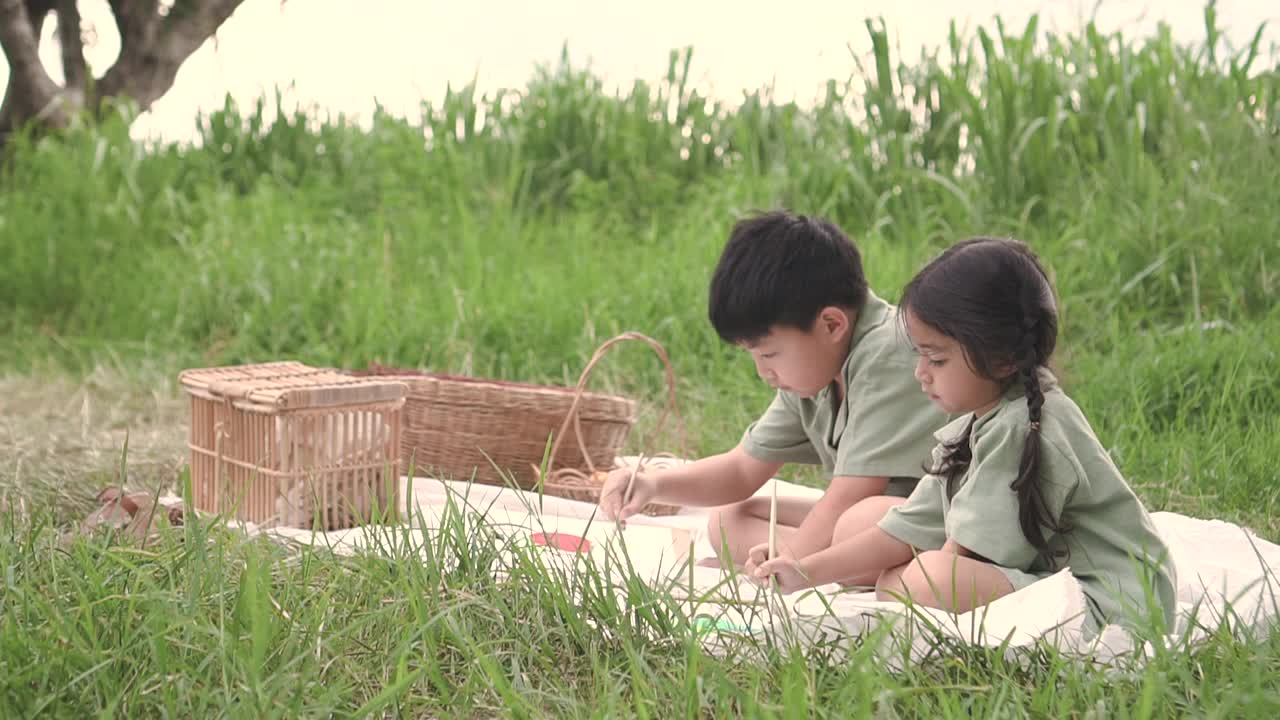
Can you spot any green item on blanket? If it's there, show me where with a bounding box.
[693,615,756,635]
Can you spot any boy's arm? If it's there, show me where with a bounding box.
[776,475,888,559]
[648,444,781,506]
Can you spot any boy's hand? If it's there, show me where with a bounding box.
[744,543,811,594]
[598,467,654,524]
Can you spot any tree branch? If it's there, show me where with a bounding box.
[55,0,86,91]
[159,0,243,60]
[3,0,244,140]
[106,0,161,51]
[96,0,244,111]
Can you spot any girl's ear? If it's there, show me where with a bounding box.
[992,354,1021,380]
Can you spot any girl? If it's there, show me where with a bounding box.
[748,238,1177,631]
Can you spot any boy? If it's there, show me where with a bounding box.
[599,211,948,579]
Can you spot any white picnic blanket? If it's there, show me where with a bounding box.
[264,457,1280,665]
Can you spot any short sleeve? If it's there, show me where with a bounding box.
[877,466,948,551]
[741,392,822,465]
[946,420,1073,570]
[834,358,948,479]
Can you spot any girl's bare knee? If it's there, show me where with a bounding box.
[879,551,953,604]
[875,563,910,601]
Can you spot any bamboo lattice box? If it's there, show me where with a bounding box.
[178,361,407,530]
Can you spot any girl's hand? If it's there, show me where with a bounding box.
[745,542,812,594]
[598,467,654,524]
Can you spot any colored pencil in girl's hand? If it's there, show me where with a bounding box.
[767,480,780,593]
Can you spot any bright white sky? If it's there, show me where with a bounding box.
[2,0,1277,143]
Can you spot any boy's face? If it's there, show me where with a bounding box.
[903,310,1004,417]
[741,309,850,399]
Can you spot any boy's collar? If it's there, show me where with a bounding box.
[850,290,890,347]
[818,291,890,403]
[838,290,890,368]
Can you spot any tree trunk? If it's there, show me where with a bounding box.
[0,0,246,147]
[0,0,63,143]
[55,0,86,92]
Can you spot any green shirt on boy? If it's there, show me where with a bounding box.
[741,291,950,496]
[878,373,1178,628]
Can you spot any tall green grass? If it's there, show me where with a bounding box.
[3,10,1277,457]
[3,490,1279,717]
[1,8,1280,714]
[2,10,1275,367]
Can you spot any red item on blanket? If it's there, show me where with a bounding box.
[532,532,591,553]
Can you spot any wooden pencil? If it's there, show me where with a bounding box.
[768,480,778,561]
[619,453,645,525]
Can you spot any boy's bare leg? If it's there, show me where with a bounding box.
[831,496,906,588]
[701,496,817,568]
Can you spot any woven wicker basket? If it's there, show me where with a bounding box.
[354,366,636,489]
[536,333,686,517]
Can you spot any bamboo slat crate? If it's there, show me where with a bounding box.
[179,361,408,530]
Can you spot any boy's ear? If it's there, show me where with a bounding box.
[815,306,850,341]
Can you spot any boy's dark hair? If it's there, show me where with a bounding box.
[900,237,1068,560]
[708,210,868,344]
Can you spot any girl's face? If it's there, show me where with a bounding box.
[903,309,1006,417]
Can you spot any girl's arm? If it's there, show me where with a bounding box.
[774,475,887,560]
[751,525,915,591]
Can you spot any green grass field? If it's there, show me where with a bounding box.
[1,7,1279,717]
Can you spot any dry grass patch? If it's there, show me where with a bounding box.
[0,360,189,521]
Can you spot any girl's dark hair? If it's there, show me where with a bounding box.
[901,237,1068,558]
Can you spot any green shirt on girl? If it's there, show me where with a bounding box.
[879,373,1177,629]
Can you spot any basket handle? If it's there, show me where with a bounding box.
[545,331,686,477]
